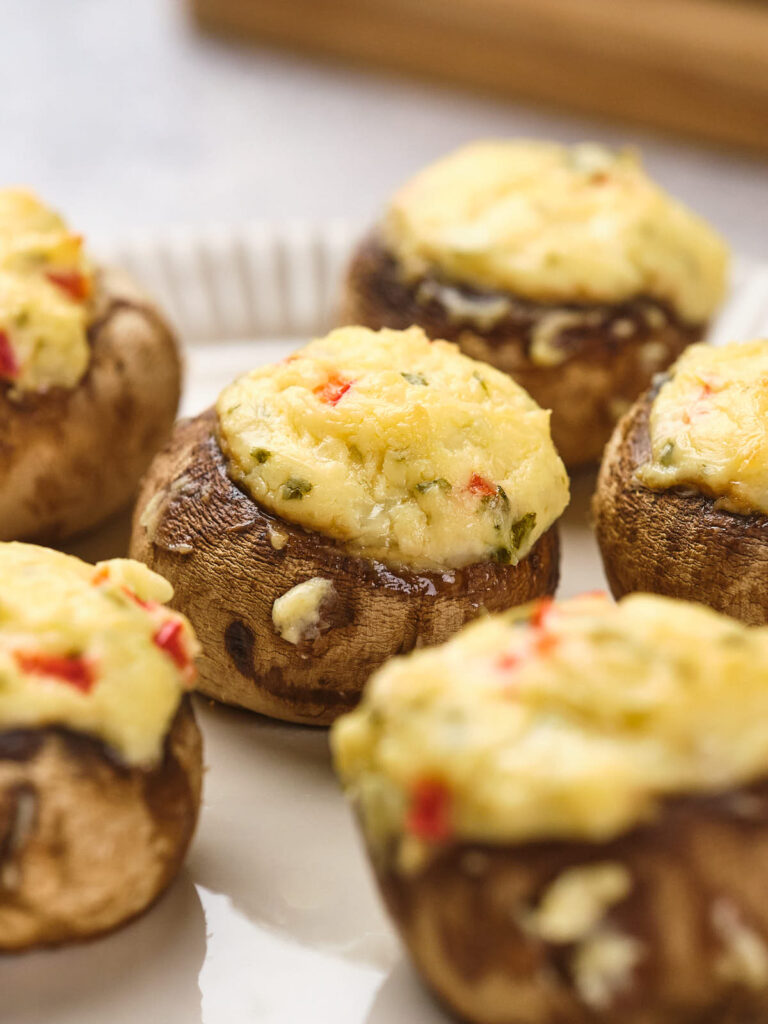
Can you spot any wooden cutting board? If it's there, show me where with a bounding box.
[190,0,768,154]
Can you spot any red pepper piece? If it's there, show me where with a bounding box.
[497,651,522,672]
[121,585,157,612]
[15,651,95,694]
[466,473,496,497]
[153,619,194,682]
[46,270,90,302]
[529,598,554,629]
[406,778,453,842]
[683,380,715,424]
[534,631,558,657]
[497,626,557,680]
[314,372,353,406]
[91,569,158,612]
[0,330,19,379]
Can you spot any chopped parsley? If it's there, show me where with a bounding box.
[510,512,537,550]
[401,372,428,386]
[473,371,489,394]
[250,447,271,464]
[415,478,451,494]
[659,441,675,466]
[481,485,511,514]
[491,546,512,564]
[281,477,312,500]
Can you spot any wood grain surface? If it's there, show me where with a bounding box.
[191,0,768,153]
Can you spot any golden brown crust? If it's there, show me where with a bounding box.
[129,411,560,725]
[0,697,202,952]
[371,779,768,1024]
[0,267,181,543]
[593,390,768,625]
[343,234,704,468]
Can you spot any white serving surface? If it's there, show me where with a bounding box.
[3,227,768,1023]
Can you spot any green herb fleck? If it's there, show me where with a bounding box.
[510,512,537,550]
[473,371,489,394]
[491,546,512,564]
[481,485,511,514]
[251,447,271,464]
[659,441,675,466]
[281,477,312,500]
[415,478,451,494]
[401,372,428,386]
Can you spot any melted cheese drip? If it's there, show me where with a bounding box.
[217,326,569,571]
[272,578,336,645]
[0,543,198,766]
[383,141,728,323]
[332,593,768,850]
[0,189,92,392]
[638,340,768,514]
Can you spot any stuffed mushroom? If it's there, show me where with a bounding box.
[0,188,181,543]
[594,339,768,624]
[130,325,569,724]
[343,141,728,467]
[333,592,768,1024]
[0,543,202,951]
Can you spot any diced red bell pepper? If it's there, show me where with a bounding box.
[406,778,453,842]
[0,330,19,379]
[153,618,194,681]
[121,585,157,612]
[534,631,558,657]
[91,569,158,612]
[529,598,554,629]
[497,599,559,682]
[46,270,90,302]
[466,473,496,497]
[497,651,522,672]
[15,651,95,693]
[313,373,353,406]
[683,380,715,424]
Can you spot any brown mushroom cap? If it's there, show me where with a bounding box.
[369,778,768,1024]
[0,696,202,952]
[129,411,560,724]
[594,389,768,625]
[0,267,181,543]
[343,234,705,468]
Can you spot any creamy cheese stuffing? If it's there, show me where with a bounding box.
[216,326,569,570]
[0,543,199,767]
[638,339,768,515]
[383,141,728,324]
[0,189,93,392]
[332,593,768,860]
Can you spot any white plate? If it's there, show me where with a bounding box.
[4,227,768,1024]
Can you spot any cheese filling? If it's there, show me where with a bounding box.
[216,325,569,571]
[332,593,768,855]
[0,543,199,767]
[638,339,768,515]
[383,141,728,324]
[272,578,336,645]
[0,189,93,392]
